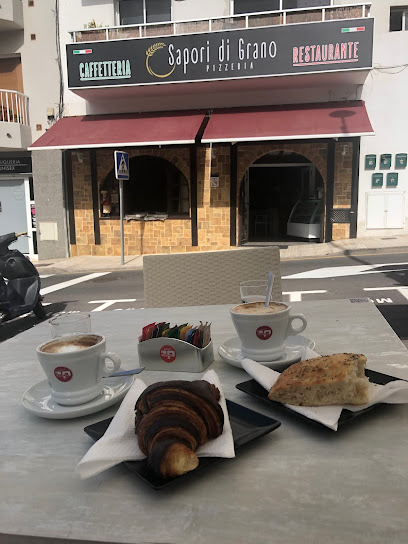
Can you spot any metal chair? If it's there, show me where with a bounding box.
[143,246,282,308]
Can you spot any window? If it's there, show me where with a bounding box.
[100,156,189,218]
[390,6,408,31]
[233,0,331,14]
[282,0,331,8]
[234,0,280,14]
[119,0,171,25]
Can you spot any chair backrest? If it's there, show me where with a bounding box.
[143,246,282,308]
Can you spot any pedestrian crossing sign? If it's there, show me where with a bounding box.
[114,151,129,180]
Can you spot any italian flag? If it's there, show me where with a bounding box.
[73,49,93,55]
[341,27,365,33]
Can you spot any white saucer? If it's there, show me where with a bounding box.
[22,375,135,419]
[218,335,316,369]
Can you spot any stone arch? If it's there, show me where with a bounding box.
[96,146,190,187]
[236,142,328,243]
[237,142,327,188]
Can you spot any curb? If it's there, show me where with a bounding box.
[35,244,408,274]
[280,244,408,260]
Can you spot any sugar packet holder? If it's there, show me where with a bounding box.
[140,321,211,348]
[137,336,214,372]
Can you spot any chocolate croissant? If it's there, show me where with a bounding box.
[135,380,224,479]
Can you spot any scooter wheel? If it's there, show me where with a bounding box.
[33,301,47,320]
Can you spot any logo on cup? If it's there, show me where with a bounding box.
[54,366,73,382]
[256,326,273,340]
[160,345,176,363]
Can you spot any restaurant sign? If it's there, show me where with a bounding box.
[67,18,373,88]
[0,154,32,174]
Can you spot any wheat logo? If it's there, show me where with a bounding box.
[146,42,175,78]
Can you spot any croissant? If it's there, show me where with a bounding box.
[135,380,224,479]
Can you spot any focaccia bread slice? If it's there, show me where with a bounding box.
[268,353,370,406]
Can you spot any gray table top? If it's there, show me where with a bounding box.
[1,299,408,544]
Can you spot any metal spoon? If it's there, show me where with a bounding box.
[265,271,274,307]
[104,367,145,378]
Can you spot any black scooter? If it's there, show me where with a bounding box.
[0,232,46,324]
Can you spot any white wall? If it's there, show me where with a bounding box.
[21,0,60,143]
[0,0,60,146]
[358,0,408,236]
[59,0,116,116]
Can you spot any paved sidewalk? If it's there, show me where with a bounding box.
[34,234,408,274]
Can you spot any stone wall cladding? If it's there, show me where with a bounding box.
[332,223,350,240]
[71,140,353,256]
[72,147,195,256]
[333,141,353,208]
[199,145,232,249]
[332,141,353,241]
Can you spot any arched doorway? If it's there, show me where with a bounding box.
[239,151,324,244]
[99,155,190,218]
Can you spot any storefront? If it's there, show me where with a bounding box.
[29,100,372,256]
[29,5,375,257]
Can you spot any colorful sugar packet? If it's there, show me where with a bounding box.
[139,321,211,349]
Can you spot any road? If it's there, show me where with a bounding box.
[1,249,408,344]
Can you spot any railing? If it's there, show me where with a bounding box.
[0,89,29,125]
[70,3,372,43]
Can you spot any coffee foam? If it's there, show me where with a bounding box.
[232,302,287,315]
[40,334,101,354]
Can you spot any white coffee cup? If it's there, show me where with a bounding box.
[36,334,121,406]
[230,301,307,361]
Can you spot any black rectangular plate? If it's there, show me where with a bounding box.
[84,399,281,489]
[236,369,407,430]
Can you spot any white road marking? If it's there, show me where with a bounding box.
[283,262,408,279]
[283,290,327,302]
[40,272,111,295]
[39,274,55,279]
[364,286,408,301]
[375,298,393,304]
[88,299,137,312]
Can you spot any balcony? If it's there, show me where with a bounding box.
[0,0,24,31]
[66,3,373,108]
[0,90,31,151]
[71,3,371,43]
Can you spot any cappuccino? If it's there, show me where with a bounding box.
[36,333,121,406]
[230,301,307,362]
[232,302,287,315]
[40,334,101,354]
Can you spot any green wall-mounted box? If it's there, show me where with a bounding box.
[372,173,383,187]
[386,173,398,187]
[380,154,392,169]
[365,154,376,169]
[395,153,407,169]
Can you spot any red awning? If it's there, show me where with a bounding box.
[29,110,206,150]
[202,101,374,143]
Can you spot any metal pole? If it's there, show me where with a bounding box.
[120,179,124,265]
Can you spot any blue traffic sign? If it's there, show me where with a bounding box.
[114,150,129,180]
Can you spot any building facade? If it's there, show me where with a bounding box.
[25,1,408,258]
[0,0,60,258]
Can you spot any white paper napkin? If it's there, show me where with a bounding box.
[76,369,235,479]
[241,350,408,431]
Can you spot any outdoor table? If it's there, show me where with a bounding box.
[1,299,408,544]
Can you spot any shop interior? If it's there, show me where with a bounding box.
[241,152,324,243]
[99,155,189,218]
